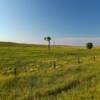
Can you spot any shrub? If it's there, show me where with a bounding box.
[86,42,93,49]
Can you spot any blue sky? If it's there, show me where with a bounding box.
[0,0,100,45]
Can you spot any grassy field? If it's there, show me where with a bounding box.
[0,42,100,100]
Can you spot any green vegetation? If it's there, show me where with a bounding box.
[0,42,100,100]
[86,42,93,49]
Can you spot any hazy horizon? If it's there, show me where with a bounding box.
[0,0,100,45]
[0,37,99,46]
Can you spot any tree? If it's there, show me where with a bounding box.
[86,42,93,49]
[44,36,52,50]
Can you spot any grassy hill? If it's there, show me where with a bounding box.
[0,42,47,47]
[0,42,99,100]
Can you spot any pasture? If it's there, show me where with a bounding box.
[0,43,100,100]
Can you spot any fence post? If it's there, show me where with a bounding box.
[93,56,96,62]
[14,67,17,77]
[53,60,56,69]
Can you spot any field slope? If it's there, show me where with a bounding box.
[0,42,100,100]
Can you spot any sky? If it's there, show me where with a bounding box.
[0,0,100,45]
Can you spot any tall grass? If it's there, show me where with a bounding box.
[0,45,100,99]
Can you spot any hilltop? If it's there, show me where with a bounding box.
[0,41,47,47]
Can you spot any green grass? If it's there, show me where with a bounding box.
[0,42,100,100]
